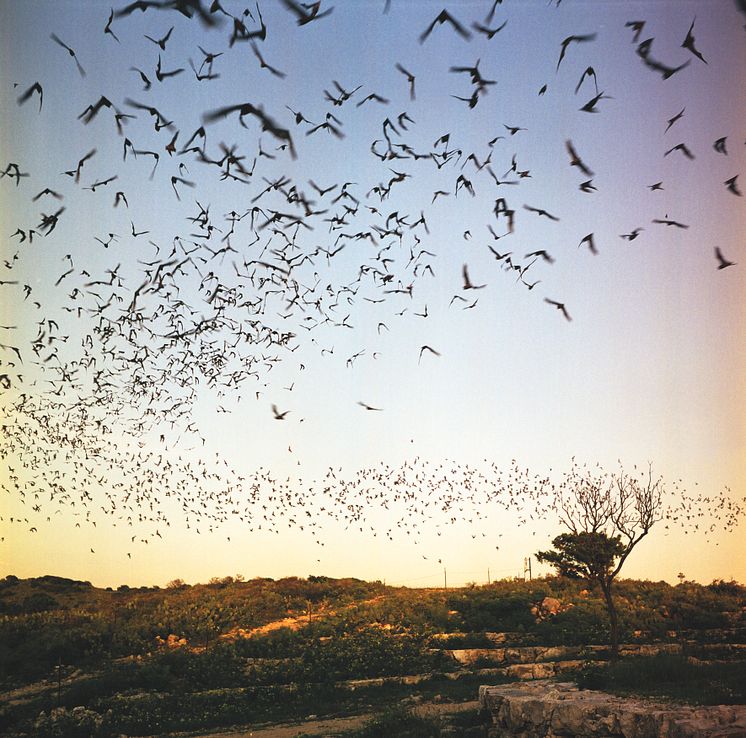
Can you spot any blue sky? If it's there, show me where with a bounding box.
[1,0,744,587]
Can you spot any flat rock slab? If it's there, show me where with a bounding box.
[479,680,746,737]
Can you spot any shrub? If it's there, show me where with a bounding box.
[21,593,60,613]
[535,601,609,645]
[34,707,108,738]
[345,705,440,737]
[707,579,746,598]
[574,653,746,705]
[147,643,246,689]
[447,591,539,632]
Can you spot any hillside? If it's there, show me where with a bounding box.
[1,574,744,736]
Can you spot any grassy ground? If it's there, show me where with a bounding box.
[573,653,746,705]
[3,671,502,737]
[308,706,443,738]
[293,702,485,738]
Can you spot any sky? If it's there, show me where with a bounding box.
[0,0,744,589]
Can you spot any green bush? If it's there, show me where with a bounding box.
[575,653,746,705]
[20,593,61,613]
[707,579,746,599]
[156,643,246,688]
[233,625,310,659]
[299,628,453,681]
[535,602,610,646]
[34,707,108,738]
[447,591,540,632]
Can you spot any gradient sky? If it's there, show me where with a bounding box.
[1,0,744,589]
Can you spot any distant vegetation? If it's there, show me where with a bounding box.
[1,573,744,736]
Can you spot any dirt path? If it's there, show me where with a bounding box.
[219,595,388,642]
[198,712,372,738]
[191,700,480,737]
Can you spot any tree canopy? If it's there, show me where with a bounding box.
[536,531,626,581]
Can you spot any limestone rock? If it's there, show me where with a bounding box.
[531,596,570,622]
[479,680,746,737]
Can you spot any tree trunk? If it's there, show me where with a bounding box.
[600,579,619,660]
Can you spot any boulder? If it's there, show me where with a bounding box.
[450,648,508,665]
[479,680,746,737]
[531,596,568,622]
[542,597,563,615]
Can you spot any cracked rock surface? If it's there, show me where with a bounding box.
[479,680,746,737]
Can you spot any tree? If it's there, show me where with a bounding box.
[536,462,664,659]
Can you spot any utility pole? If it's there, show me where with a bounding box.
[444,567,447,591]
[523,557,532,581]
[487,567,491,585]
